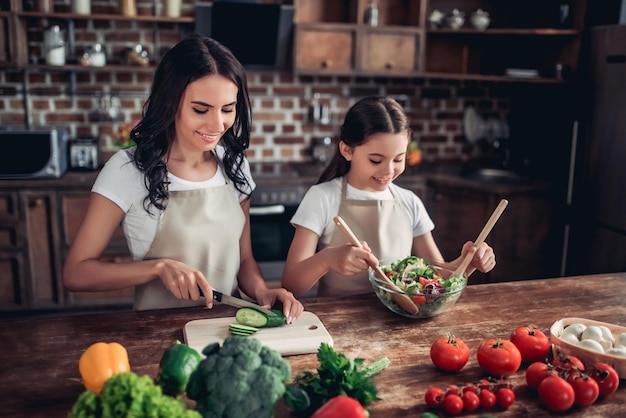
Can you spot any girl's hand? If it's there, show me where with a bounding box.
[461,241,496,273]
[256,288,304,324]
[155,259,213,306]
[326,243,378,276]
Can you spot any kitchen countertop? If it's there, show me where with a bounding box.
[1,272,625,417]
[0,161,550,193]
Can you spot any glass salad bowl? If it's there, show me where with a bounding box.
[368,257,467,318]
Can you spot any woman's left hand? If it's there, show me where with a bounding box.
[256,288,304,325]
[462,241,496,273]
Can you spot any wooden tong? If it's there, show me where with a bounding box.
[333,216,420,315]
[451,199,508,278]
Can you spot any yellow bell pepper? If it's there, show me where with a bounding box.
[78,342,131,393]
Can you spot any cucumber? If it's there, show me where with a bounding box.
[235,307,286,328]
[228,323,260,336]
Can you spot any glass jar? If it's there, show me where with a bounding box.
[72,0,91,15]
[43,25,66,66]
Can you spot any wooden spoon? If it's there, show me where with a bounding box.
[333,216,420,315]
[451,198,509,279]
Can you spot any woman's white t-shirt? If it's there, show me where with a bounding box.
[290,176,434,245]
[92,146,255,261]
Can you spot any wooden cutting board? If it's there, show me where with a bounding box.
[183,311,334,356]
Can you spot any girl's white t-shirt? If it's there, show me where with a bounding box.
[290,176,435,245]
[92,146,255,260]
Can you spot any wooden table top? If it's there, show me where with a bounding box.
[1,272,625,417]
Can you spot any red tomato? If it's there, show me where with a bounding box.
[441,393,464,415]
[495,387,516,408]
[430,336,470,372]
[589,362,620,397]
[538,375,575,412]
[424,386,443,407]
[476,338,522,377]
[478,389,497,409]
[310,395,368,418]
[510,326,551,363]
[525,361,553,389]
[461,390,480,411]
[412,294,426,304]
[567,372,599,407]
[551,353,584,371]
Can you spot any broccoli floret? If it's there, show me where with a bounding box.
[69,371,201,418]
[186,336,292,418]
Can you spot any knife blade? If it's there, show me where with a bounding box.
[212,290,277,316]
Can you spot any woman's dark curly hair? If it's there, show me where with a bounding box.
[318,96,409,184]
[130,34,252,213]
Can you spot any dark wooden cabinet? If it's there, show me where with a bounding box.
[0,174,132,313]
[424,174,560,284]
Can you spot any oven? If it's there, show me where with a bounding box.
[249,184,307,284]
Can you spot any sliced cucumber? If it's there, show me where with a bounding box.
[228,323,260,336]
[235,307,286,328]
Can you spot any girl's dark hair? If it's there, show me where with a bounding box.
[130,34,252,212]
[318,96,409,184]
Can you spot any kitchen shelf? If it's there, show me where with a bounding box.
[293,0,588,81]
[15,11,194,23]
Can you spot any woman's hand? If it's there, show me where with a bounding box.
[461,241,496,273]
[255,288,304,324]
[155,259,213,306]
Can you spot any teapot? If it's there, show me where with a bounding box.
[428,9,445,28]
[446,9,465,30]
[470,9,491,31]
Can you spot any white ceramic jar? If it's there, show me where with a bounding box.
[72,0,91,15]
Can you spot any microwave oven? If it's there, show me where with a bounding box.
[0,128,69,179]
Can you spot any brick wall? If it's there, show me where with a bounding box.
[1,0,511,163]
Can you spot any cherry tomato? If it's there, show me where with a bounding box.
[538,375,575,412]
[551,353,584,371]
[430,336,470,372]
[589,362,620,397]
[495,387,516,408]
[424,386,444,407]
[478,388,497,409]
[510,326,551,363]
[441,393,464,415]
[525,361,553,389]
[567,372,599,407]
[444,384,462,397]
[476,338,522,377]
[461,390,480,411]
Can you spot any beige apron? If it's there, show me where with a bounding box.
[134,159,245,310]
[317,177,413,296]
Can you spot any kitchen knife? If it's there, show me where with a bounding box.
[211,290,277,317]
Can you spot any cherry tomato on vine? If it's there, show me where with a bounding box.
[441,393,464,415]
[476,338,522,376]
[525,361,553,389]
[551,353,584,371]
[567,372,599,407]
[510,326,551,363]
[495,387,516,408]
[424,386,444,407]
[461,390,480,412]
[538,375,575,412]
[430,336,470,372]
[589,362,619,397]
[478,389,497,409]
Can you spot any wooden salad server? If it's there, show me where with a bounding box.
[333,216,420,315]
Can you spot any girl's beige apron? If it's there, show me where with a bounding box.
[134,166,245,310]
[318,177,413,296]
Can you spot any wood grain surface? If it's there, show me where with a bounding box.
[1,272,625,417]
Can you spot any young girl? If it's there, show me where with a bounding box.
[281,96,496,297]
[63,35,303,322]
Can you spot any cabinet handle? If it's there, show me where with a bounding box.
[385,62,393,69]
[29,198,45,208]
[321,60,331,68]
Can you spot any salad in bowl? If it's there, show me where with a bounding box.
[369,256,467,318]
